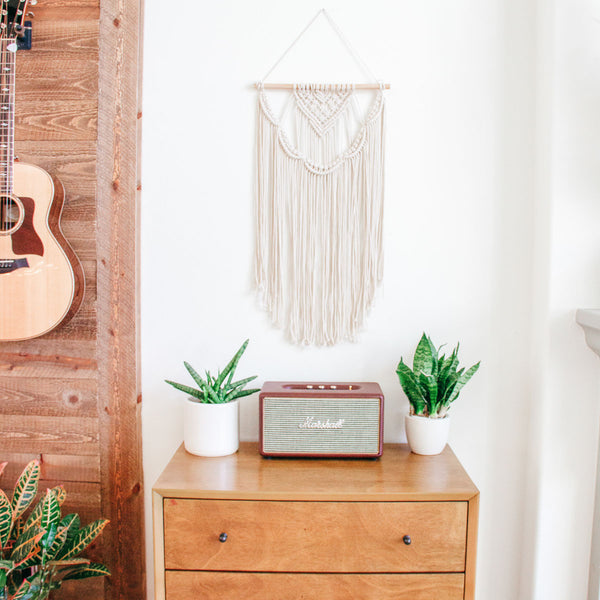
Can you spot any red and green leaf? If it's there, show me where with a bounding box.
[50,486,66,506]
[10,461,40,523]
[59,562,110,581]
[8,579,31,600]
[54,514,80,560]
[0,489,13,549]
[59,519,108,560]
[10,528,43,565]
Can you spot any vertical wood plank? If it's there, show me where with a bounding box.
[96,0,145,598]
[1,0,144,598]
[153,492,166,600]
[464,493,480,600]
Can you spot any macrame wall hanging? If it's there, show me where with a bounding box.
[255,9,388,346]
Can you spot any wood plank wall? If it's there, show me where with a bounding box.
[0,1,144,598]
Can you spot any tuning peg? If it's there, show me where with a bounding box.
[29,0,37,5]
[26,11,34,17]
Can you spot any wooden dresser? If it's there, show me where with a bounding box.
[153,443,479,600]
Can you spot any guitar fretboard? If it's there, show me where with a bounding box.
[0,37,15,197]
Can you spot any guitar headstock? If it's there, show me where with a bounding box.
[1,0,30,42]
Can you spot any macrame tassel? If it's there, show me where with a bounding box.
[255,85,385,345]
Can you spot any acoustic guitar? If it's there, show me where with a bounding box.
[0,0,84,341]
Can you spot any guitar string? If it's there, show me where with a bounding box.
[2,1,10,237]
[1,2,5,234]
[1,2,19,238]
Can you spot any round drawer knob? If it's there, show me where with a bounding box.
[219,532,228,543]
[403,535,412,546]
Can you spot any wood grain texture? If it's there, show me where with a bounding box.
[0,376,97,416]
[33,0,100,22]
[16,101,98,141]
[165,572,465,600]
[465,493,480,599]
[154,444,480,600]
[16,59,97,100]
[0,0,143,596]
[1,453,100,485]
[0,415,98,455]
[96,0,145,598]
[154,443,480,502]
[164,499,467,573]
[28,20,99,54]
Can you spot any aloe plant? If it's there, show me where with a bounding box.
[396,333,480,418]
[0,460,109,600]
[165,339,260,404]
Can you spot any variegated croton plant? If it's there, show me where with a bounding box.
[0,460,109,600]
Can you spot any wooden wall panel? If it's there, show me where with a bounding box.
[0,0,144,598]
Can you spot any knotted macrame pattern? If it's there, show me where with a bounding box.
[255,83,385,345]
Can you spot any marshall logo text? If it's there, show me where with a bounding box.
[298,416,345,430]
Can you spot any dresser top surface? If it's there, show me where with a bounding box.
[153,443,479,502]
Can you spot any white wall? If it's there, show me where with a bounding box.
[140,1,600,598]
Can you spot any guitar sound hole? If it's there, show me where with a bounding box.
[0,196,24,234]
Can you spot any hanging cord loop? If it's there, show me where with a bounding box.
[258,8,387,88]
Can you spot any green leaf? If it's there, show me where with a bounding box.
[396,359,427,415]
[40,522,58,554]
[164,379,204,400]
[229,388,260,401]
[59,519,108,560]
[449,361,481,403]
[0,490,13,549]
[11,462,40,524]
[226,375,257,392]
[58,562,110,581]
[183,362,209,391]
[44,524,69,562]
[418,373,438,414]
[165,380,204,399]
[57,514,80,557]
[215,340,249,387]
[223,377,259,402]
[412,333,433,375]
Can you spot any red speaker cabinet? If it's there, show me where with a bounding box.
[259,381,384,458]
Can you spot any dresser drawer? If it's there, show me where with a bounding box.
[163,499,467,573]
[165,572,465,600]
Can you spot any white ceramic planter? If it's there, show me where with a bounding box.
[405,414,450,456]
[183,398,239,457]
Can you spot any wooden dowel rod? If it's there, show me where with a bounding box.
[256,83,391,90]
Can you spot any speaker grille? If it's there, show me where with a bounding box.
[262,397,381,455]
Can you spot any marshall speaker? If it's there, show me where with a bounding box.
[259,381,384,458]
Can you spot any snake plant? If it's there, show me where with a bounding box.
[165,339,260,404]
[0,460,109,600]
[396,333,480,418]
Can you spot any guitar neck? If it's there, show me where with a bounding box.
[0,36,15,197]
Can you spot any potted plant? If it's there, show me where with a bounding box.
[0,460,109,600]
[165,339,260,457]
[396,333,480,455]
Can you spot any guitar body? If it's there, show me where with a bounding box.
[0,162,84,341]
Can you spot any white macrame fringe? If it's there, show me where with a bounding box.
[255,86,385,346]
